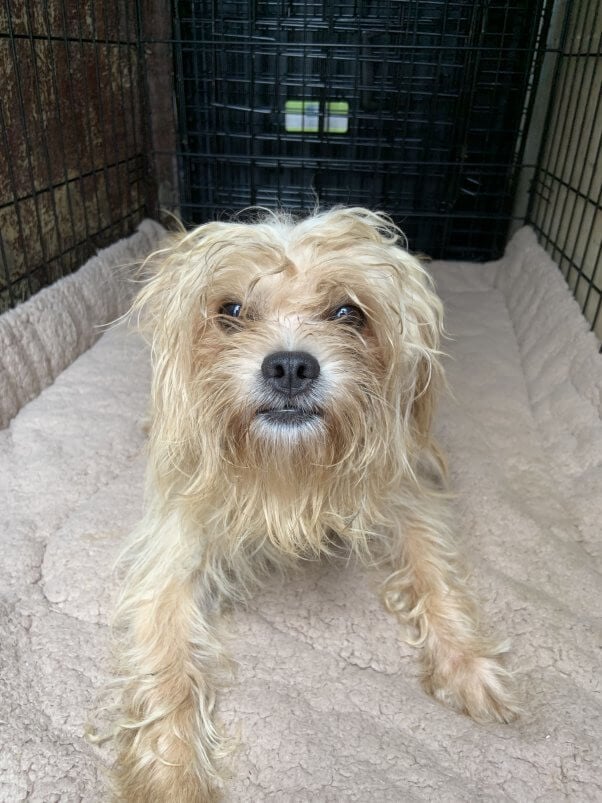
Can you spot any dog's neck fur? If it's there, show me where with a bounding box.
[147,422,431,579]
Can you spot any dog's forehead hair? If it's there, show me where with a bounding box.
[206,238,400,310]
[218,259,395,321]
[188,214,414,319]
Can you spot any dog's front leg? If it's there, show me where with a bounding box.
[382,501,519,723]
[112,530,231,802]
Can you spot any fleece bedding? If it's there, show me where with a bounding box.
[0,224,600,802]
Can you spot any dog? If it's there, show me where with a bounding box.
[109,207,517,801]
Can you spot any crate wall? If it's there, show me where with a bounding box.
[172,0,549,260]
[0,0,149,312]
[526,0,602,339]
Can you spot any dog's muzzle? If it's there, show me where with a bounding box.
[258,350,322,426]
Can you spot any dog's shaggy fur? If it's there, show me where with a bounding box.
[109,207,518,801]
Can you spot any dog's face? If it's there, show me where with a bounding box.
[137,208,443,491]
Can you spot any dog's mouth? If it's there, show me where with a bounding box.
[256,405,322,426]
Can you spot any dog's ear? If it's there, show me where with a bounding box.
[129,223,236,485]
[131,222,230,337]
[324,207,444,450]
[130,223,220,393]
[405,258,443,441]
[382,243,444,453]
[393,251,447,484]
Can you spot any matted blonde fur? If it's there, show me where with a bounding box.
[107,207,517,802]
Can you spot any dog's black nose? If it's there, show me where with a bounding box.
[261,351,320,396]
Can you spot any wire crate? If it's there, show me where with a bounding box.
[173,0,549,259]
[1,0,600,339]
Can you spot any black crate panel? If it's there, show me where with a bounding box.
[174,0,544,259]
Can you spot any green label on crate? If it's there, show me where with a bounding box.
[325,101,349,133]
[284,100,349,133]
[285,100,320,132]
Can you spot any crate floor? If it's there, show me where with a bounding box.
[0,227,600,801]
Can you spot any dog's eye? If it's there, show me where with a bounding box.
[217,302,244,331]
[219,302,242,318]
[331,304,366,328]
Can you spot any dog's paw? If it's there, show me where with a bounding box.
[114,738,223,803]
[423,650,520,724]
[113,709,226,803]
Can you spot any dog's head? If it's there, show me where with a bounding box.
[136,208,444,499]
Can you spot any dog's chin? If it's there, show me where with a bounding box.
[253,405,324,436]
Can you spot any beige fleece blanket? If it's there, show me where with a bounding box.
[0,225,600,801]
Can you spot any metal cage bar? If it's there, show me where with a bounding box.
[0,0,150,313]
[526,0,602,340]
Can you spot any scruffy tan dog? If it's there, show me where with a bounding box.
[111,207,517,801]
